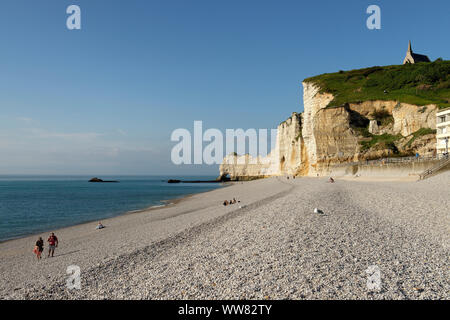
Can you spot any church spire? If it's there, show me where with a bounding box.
[403,40,430,64]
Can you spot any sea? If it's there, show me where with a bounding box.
[0,175,225,242]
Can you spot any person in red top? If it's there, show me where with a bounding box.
[47,232,59,258]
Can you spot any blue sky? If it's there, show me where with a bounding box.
[0,0,448,175]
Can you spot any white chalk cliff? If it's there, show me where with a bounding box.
[219,82,438,180]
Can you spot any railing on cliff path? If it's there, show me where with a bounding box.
[331,154,445,168]
[418,156,450,180]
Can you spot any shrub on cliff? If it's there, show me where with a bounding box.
[360,133,402,152]
[405,128,437,148]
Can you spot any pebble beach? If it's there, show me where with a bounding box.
[0,172,449,300]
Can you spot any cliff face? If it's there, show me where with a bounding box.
[301,83,437,176]
[219,113,302,180]
[301,82,363,175]
[276,112,303,175]
[219,83,438,180]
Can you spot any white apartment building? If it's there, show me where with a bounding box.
[436,107,450,156]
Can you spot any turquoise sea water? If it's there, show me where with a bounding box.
[0,175,224,242]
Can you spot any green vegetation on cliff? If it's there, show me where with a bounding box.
[360,133,402,152]
[358,128,437,154]
[405,128,437,148]
[304,60,450,109]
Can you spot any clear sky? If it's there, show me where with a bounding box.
[0,0,448,175]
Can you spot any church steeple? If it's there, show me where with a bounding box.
[403,40,430,64]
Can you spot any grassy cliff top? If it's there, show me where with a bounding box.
[304,60,450,109]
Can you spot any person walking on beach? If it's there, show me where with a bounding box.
[33,237,44,260]
[47,233,58,258]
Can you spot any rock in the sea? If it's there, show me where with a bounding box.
[89,177,119,183]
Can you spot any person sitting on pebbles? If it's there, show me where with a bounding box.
[96,221,105,230]
[328,177,335,183]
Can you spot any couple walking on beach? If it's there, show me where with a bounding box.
[33,233,59,260]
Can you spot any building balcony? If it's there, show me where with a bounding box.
[437,132,450,139]
[436,108,450,116]
[436,120,450,127]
